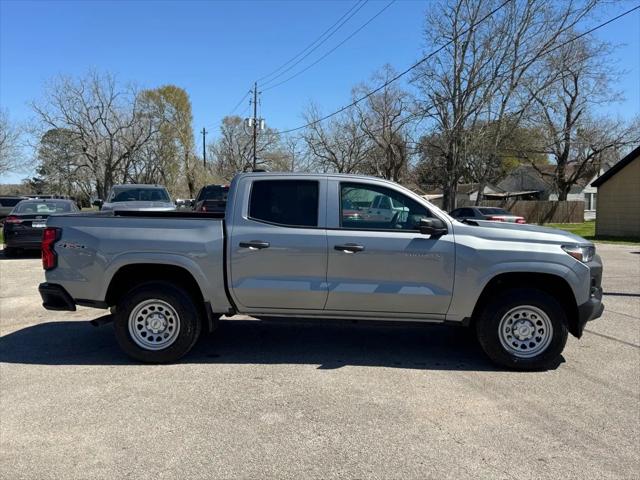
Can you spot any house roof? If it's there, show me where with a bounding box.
[591,145,640,187]
[497,165,551,193]
[497,163,597,194]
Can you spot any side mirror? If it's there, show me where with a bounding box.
[419,217,448,236]
[92,199,103,208]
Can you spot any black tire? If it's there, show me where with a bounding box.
[3,247,18,257]
[475,288,568,371]
[113,281,202,363]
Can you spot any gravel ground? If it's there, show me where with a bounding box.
[0,244,638,479]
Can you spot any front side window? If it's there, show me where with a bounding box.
[249,180,319,227]
[340,183,432,231]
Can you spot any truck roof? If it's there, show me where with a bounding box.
[235,171,391,182]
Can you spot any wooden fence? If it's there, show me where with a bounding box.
[453,199,585,224]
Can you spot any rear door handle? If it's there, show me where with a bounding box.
[334,243,365,253]
[239,240,270,250]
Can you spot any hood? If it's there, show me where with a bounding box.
[101,201,175,212]
[451,219,591,246]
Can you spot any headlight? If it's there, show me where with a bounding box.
[562,244,595,263]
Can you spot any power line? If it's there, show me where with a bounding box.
[285,3,640,150]
[258,0,368,85]
[239,103,251,117]
[263,0,396,92]
[274,0,512,133]
[228,89,251,116]
[276,1,640,135]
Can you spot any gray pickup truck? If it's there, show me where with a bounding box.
[38,173,603,370]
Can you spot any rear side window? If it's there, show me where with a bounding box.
[249,180,319,227]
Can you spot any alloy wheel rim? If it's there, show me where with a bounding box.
[128,299,180,350]
[498,305,553,358]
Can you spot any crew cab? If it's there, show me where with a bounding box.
[38,173,603,370]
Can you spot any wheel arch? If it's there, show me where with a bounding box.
[471,272,581,338]
[105,263,205,307]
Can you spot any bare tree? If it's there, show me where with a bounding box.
[32,71,158,198]
[301,104,370,174]
[0,109,23,176]
[281,134,309,172]
[210,116,283,181]
[353,65,413,181]
[413,0,600,210]
[526,34,640,200]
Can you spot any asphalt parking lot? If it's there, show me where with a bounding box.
[1,243,638,479]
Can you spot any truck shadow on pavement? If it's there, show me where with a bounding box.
[0,316,563,371]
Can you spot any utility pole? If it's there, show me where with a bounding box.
[201,127,208,167]
[252,82,258,170]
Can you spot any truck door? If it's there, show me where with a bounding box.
[325,180,455,315]
[229,177,328,310]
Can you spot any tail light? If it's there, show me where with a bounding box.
[516,218,526,224]
[487,216,505,222]
[4,215,22,224]
[42,227,61,270]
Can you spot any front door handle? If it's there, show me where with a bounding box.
[239,240,270,250]
[334,243,365,253]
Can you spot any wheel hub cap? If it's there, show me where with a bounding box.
[128,299,180,351]
[513,320,535,340]
[498,305,553,359]
[147,313,167,333]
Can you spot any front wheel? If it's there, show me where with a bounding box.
[113,281,202,363]
[475,288,568,370]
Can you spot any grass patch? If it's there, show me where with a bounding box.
[545,221,595,238]
[545,221,640,245]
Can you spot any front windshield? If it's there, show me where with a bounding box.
[110,188,170,203]
[13,201,73,214]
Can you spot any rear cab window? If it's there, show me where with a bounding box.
[249,180,319,228]
[13,201,74,214]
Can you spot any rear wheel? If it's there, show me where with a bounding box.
[475,288,568,370]
[113,281,202,363]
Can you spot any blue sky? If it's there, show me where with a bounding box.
[1,0,639,183]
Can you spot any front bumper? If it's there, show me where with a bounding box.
[39,283,76,311]
[575,286,604,337]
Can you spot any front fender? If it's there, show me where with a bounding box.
[446,259,584,322]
